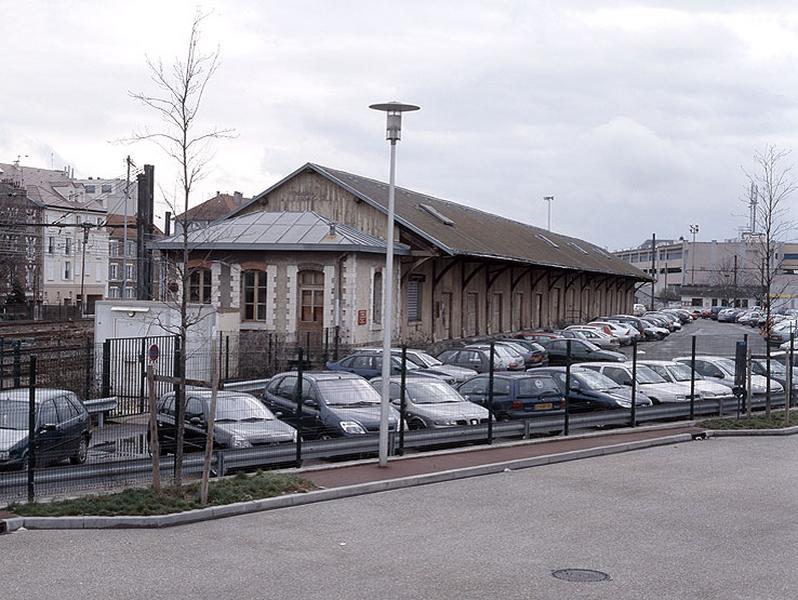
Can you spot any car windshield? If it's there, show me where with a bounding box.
[667,363,701,382]
[715,358,738,376]
[317,379,381,406]
[574,370,621,391]
[761,360,786,375]
[491,346,518,360]
[214,395,275,422]
[518,376,561,397]
[412,351,442,367]
[637,365,667,384]
[0,400,27,430]
[406,381,463,403]
[580,340,601,352]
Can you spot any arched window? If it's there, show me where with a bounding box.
[372,271,383,325]
[189,268,212,304]
[241,270,267,321]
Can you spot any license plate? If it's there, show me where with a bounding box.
[535,403,553,410]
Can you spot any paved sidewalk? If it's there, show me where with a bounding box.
[304,425,704,489]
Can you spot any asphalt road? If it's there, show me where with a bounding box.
[4,435,798,600]
[621,317,766,360]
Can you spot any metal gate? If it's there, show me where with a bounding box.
[101,335,178,416]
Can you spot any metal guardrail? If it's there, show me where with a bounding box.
[0,392,789,496]
[82,396,118,428]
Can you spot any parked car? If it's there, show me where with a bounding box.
[354,348,476,383]
[326,351,447,382]
[537,366,653,411]
[369,376,489,429]
[633,303,647,316]
[456,372,564,420]
[717,308,740,323]
[709,306,723,320]
[608,315,662,341]
[589,320,636,344]
[564,326,621,349]
[646,312,681,331]
[639,318,670,339]
[536,337,626,366]
[495,339,548,368]
[750,358,798,396]
[263,371,399,438]
[437,344,524,372]
[639,360,734,399]
[155,389,297,453]
[577,362,699,404]
[673,355,783,396]
[0,388,91,469]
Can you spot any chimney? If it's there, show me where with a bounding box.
[233,191,243,206]
[164,211,172,236]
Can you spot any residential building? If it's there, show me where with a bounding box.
[75,175,138,218]
[105,214,164,300]
[172,191,246,235]
[156,163,648,349]
[0,178,44,302]
[0,162,108,311]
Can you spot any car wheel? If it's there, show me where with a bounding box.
[408,418,426,430]
[70,436,89,465]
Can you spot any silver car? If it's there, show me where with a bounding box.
[370,377,489,429]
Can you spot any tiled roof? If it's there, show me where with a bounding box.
[154,211,410,254]
[238,163,649,280]
[0,163,105,213]
[175,192,247,222]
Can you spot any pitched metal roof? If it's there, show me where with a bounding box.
[153,211,411,254]
[239,163,649,280]
[175,192,247,222]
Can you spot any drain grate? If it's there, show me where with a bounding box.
[552,569,611,583]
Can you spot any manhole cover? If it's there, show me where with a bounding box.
[552,569,611,582]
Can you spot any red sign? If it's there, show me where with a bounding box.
[148,344,160,362]
[357,310,368,326]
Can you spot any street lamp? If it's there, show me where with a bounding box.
[689,224,699,285]
[369,100,420,467]
[543,196,554,231]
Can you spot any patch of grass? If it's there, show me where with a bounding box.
[701,410,796,430]
[5,471,315,517]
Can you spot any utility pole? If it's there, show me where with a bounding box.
[79,224,90,317]
[689,224,699,285]
[544,196,554,231]
[650,233,656,311]
[122,156,134,299]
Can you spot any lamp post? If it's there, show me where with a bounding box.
[543,196,554,231]
[689,224,699,285]
[370,101,420,467]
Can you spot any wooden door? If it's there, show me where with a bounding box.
[297,270,325,349]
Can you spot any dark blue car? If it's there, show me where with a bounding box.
[263,371,400,438]
[326,351,442,381]
[535,367,652,411]
[456,372,564,420]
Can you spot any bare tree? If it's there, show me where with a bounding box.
[129,10,233,486]
[745,146,797,417]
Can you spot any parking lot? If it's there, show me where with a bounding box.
[4,435,797,600]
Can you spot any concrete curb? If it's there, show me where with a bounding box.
[1,432,693,533]
[706,425,798,437]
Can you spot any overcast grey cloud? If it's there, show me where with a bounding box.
[2,0,798,249]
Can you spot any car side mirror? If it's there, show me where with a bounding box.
[189,416,203,426]
[304,399,318,408]
[273,411,284,418]
[40,423,57,432]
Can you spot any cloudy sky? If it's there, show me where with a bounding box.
[2,1,798,250]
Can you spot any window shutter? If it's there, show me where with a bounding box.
[407,278,422,321]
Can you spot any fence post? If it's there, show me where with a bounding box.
[138,338,147,413]
[0,337,4,390]
[84,337,93,400]
[27,355,37,503]
[268,333,273,373]
[295,348,304,468]
[563,340,571,436]
[689,335,696,420]
[398,345,407,455]
[788,330,794,426]
[487,342,495,444]
[101,339,111,398]
[334,325,340,361]
[225,335,230,381]
[172,335,181,395]
[324,328,330,363]
[218,331,223,380]
[13,340,21,387]
[629,342,637,427]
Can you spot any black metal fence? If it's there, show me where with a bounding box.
[0,323,795,505]
[0,304,84,322]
